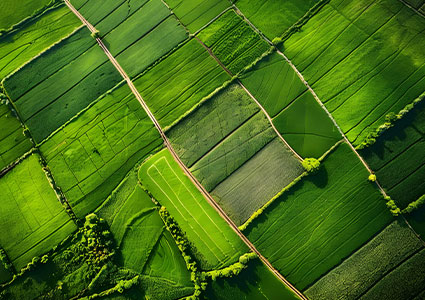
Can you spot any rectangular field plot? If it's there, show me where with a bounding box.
[211,138,303,226]
[3,27,122,143]
[0,4,80,80]
[360,102,425,209]
[282,0,425,146]
[134,39,230,128]
[197,10,270,74]
[138,149,248,270]
[245,143,392,290]
[40,83,162,218]
[0,104,32,171]
[167,84,274,190]
[97,170,193,298]
[0,0,50,31]
[0,154,77,270]
[164,0,231,33]
[73,0,188,78]
[241,51,341,158]
[306,221,424,299]
[205,258,299,300]
[234,0,319,40]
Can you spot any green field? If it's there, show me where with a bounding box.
[234,0,319,40]
[0,154,77,270]
[97,170,193,297]
[0,4,80,80]
[164,0,231,33]
[4,27,122,143]
[245,143,392,290]
[205,258,299,300]
[138,149,248,270]
[306,220,424,299]
[0,0,51,31]
[197,10,270,74]
[406,206,425,239]
[282,0,425,146]
[0,104,32,171]
[134,39,230,128]
[240,50,341,157]
[101,0,188,78]
[212,138,303,226]
[360,102,425,209]
[167,84,279,192]
[39,83,162,218]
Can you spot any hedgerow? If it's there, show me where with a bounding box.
[403,194,425,214]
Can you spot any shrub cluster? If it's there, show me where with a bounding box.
[357,92,425,149]
[403,194,425,214]
[385,196,401,217]
[302,158,321,173]
[204,252,257,281]
[0,248,14,274]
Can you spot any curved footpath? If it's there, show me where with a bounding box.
[63,0,308,299]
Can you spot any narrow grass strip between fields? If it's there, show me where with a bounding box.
[63,1,306,298]
[398,0,425,17]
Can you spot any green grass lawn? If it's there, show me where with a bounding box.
[0,154,77,270]
[138,148,248,270]
[245,143,392,290]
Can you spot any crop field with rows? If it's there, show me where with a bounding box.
[0,0,424,299]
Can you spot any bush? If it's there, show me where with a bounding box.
[368,174,377,182]
[302,158,320,173]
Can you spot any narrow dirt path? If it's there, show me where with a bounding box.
[63,1,307,299]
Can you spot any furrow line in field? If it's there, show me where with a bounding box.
[193,35,303,161]
[63,1,307,298]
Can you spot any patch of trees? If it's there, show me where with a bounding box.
[403,194,425,214]
[302,158,320,173]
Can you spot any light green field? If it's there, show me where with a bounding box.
[197,10,270,74]
[99,0,188,78]
[0,154,77,270]
[0,104,32,171]
[245,143,392,290]
[138,148,248,270]
[0,0,51,31]
[282,0,425,146]
[0,4,80,80]
[4,28,122,143]
[360,102,425,209]
[164,0,231,32]
[306,220,424,299]
[234,0,319,40]
[134,39,230,128]
[211,138,303,226]
[40,83,162,218]
[205,258,299,300]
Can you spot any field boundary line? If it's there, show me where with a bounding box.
[232,2,425,245]
[64,1,307,298]
[193,35,303,161]
[398,0,425,17]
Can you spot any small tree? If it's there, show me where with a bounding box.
[302,158,320,173]
[368,174,377,182]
